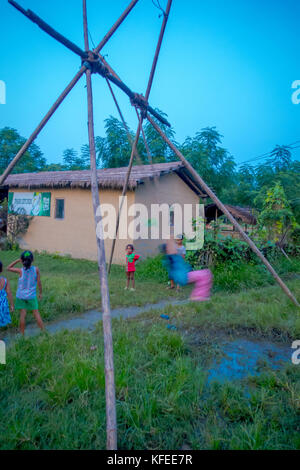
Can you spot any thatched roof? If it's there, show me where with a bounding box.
[205,203,257,225]
[3,162,207,196]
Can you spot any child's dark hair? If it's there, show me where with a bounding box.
[126,244,134,251]
[0,261,2,273]
[21,251,34,270]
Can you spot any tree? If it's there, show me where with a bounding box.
[42,163,66,171]
[98,116,133,168]
[181,126,236,200]
[0,127,46,174]
[255,182,297,244]
[62,148,86,170]
[276,160,300,223]
[267,145,292,172]
[142,111,176,163]
[0,198,33,249]
[94,136,107,168]
[197,126,222,154]
[228,164,257,207]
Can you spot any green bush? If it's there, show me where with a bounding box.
[137,254,169,281]
[185,232,298,269]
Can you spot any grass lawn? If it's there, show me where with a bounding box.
[0,278,299,450]
[0,250,299,332]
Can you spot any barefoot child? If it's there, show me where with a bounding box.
[0,261,14,328]
[125,244,140,291]
[161,238,212,301]
[7,251,44,335]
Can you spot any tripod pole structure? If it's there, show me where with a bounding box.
[147,114,300,308]
[83,0,117,450]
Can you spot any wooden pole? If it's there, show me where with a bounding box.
[101,55,171,128]
[93,64,170,127]
[144,0,173,100]
[83,0,117,450]
[8,0,139,59]
[93,0,139,54]
[107,117,143,272]
[140,117,153,163]
[1,0,140,187]
[0,66,86,186]
[9,0,88,59]
[106,79,143,165]
[147,114,300,308]
[107,0,173,271]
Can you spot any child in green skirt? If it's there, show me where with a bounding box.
[7,251,44,335]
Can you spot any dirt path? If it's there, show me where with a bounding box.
[2,298,188,345]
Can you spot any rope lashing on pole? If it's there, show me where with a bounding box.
[81,53,170,127]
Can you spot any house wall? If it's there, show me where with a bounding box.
[134,173,200,259]
[10,187,134,264]
[10,173,201,264]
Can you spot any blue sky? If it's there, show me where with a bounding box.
[0,0,299,166]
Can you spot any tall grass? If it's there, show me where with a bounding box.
[0,307,299,449]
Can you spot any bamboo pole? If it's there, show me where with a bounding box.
[9,0,88,59]
[0,66,86,186]
[147,114,300,307]
[106,78,143,165]
[93,64,170,127]
[1,0,140,187]
[83,0,117,450]
[145,0,173,99]
[107,117,143,273]
[93,0,139,54]
[107,0,173,271]
[8,0,139,59]
[140,118,153,163]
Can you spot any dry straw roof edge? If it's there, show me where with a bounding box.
[4,161,206,196]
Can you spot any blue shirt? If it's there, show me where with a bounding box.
[163,254,190,286]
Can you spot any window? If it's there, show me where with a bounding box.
[55,199,64,219]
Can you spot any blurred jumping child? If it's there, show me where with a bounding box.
[161,238,212,301]
[168,234,186,291]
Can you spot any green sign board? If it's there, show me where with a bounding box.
[8,192,51,217]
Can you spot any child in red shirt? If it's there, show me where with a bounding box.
[125,244,140,291]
